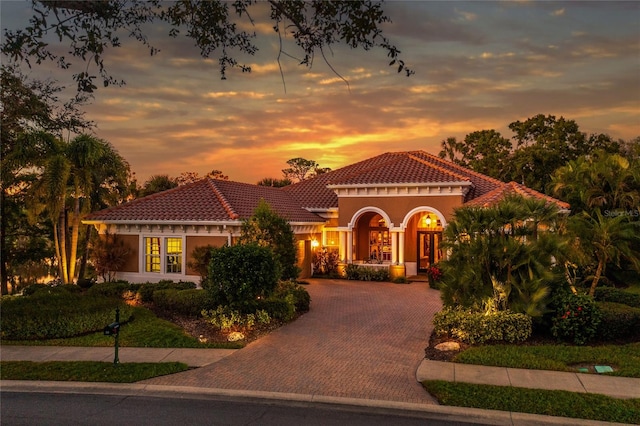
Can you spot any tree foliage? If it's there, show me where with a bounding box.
[256,177,293,188]
[0,65,94,293]
[3,0,413,93]
[89,230,131,282]
[439,195,565,317]
[281,157,331,183]
[438,114,623,193]
[238,199,299,280]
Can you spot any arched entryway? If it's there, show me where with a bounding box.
[401,208,446,276]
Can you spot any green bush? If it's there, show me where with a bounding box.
[433,307,532,344]
[274,280,311,313]
[86,281,138,299]
[203,244,279,307]
[152,289,212,317]
[596,302,640,341]
[258,297,296,322]
[345,264,390,281]
[202,305,271,332]
[137,281,197,303]
[551,293,601,345]
[594,287,640,309]
[1,292,133,340]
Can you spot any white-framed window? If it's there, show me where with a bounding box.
[323,230,340,247]
[143,236,183,274]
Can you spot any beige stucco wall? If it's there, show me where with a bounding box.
[337,195,464,227]
[119,234,139,273]
[185,236,229,275]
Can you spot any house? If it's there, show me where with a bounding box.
[84,151,569,282]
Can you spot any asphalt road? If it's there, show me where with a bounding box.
[2,391,489,426]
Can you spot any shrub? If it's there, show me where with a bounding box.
[594,287,640,309]
[596,302,640,341]
[258,297,296,322]
[1,292,133,340]
[152,289,212,317]
[86,281,137,299]
[433,307,532,344]
[202,305,271,332]
[203,244,279,307]
[312,249,340,276]
[274,280,311,313]
[550,293,601,345]
[345,264,390,281]
[77,278,96,289]
[137,281,197,303]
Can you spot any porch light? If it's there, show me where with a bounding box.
[425,216,432,227]
[311,239,320,249]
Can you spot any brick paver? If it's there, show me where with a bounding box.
[143,279,442,404]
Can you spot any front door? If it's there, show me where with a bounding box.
[417,231,441,273]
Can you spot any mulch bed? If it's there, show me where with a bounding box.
[424,331,469,362]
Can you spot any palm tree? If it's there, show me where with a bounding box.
[569,210,640,296]
[31,134,130,284]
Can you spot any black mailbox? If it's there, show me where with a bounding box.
[103,322,120,336]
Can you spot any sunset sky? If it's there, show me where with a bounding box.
[2,1,639,184]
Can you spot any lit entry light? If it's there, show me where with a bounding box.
[311,239,320,248]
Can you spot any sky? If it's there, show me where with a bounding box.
[2,1,639,185]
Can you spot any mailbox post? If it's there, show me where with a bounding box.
[103,307,120,365]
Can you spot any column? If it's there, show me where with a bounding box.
[347,231,353,263]
[339,231,346,262]
[391,230,398,264]
[398,231,405,264]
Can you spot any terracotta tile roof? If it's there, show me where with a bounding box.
[464,181,570,210]
[283,151,508,208]
[85,178,325,223]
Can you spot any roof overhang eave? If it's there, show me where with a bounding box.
[326,181,473,190]
[82,219,243,226]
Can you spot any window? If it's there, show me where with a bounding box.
[144,237,161,273]
[165,238,182,273]
[323,230,340,247]
[144,237,183,274]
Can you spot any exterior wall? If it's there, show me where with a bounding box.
[185,235,230,275]
[337,195,464,227]
[119,234,140,273]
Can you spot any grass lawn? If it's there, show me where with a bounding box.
[423,380,640,424]
[0,306,242,349]
[0,361,188,382]
[453,342,640,378]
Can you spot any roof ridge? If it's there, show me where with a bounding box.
[506,181,570,208]
[328,153,409,185]
[406,152,471,182]
[415,151,507,187]
[206,178,239,220]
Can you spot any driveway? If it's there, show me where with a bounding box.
[143,279,442,404]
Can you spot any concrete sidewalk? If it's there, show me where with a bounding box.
[3,345,639,400]
[416,360,640,400]
[0,345,236,367]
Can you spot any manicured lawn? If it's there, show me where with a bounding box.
[454,342,640,378]
[423,381,640,424]
[0,361,189,383]
[1,306,242,349]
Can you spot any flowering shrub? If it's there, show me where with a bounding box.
[426,265,443,282]
[551,293,601,345]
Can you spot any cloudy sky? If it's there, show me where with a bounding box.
[3,1,639,184]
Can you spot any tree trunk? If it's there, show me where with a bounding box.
[77,224,92,280]
[68,195,81,282]
[589,258,605,297]
[57,210,70,283]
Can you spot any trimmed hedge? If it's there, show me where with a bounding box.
[594,287,640,309]
[138,281,197,303]
[1,292,133,340]
[274,280,311,313]
[152,289,212,317]
[433,307,532,344]
[596,302,640,341]
[345,264,390,281]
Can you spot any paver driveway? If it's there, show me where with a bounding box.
[143,279,442,404]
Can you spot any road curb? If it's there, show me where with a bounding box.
[1,380,625,426]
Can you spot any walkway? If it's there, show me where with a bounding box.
[141,279,442,404]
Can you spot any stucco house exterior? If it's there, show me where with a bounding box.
[84,151,569,283]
